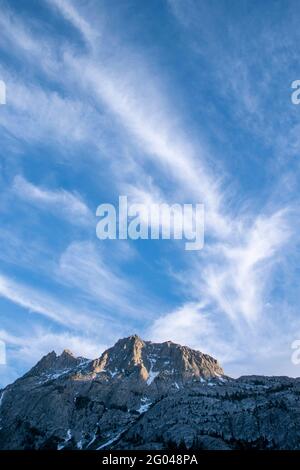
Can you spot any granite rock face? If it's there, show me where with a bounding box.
[0,335,299,450]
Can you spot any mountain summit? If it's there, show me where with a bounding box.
[0,336,300,450]
[89,335,224,383]
[25,349,85,378]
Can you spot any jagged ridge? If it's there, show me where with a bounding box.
[89,335,224,382]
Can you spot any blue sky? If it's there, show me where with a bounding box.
[1,0,300,387]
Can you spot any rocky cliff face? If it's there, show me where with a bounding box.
[0,335,299,450]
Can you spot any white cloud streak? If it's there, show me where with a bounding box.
[0,273,96,330]
[44,0,229,237]
[12,175,92,225]
[49,0,98,45]
[57,241,158,320]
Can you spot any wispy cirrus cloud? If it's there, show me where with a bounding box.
[0,72,105,149]
[57,240,160,321]
[45,0,229,237]
[48,0,99,45]
[12,175,93,225]
[0,273,95,329]
[1,0,299,383]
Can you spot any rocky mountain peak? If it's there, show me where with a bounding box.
[61,349,75,357]
[90,335,224,382]
[26,349,84,378]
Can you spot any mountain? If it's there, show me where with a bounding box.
[0,335,300,450]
